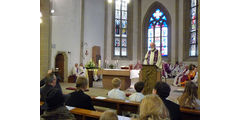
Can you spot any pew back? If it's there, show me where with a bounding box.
[91,96,139,114]
[180,107,200,120]
[91,96,200,120]
[40,101,102,120]
[71,108,102,120]
[41,97,200,120]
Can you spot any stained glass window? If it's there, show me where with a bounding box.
[189,0,198,56]
[114,0,128,57]
[115,38,120,47]
[122,38,127,47]
[147,8,168,56]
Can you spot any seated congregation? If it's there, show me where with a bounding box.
[40,70,200,120]
[161,61,198,87]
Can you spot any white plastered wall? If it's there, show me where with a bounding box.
[50,0,81,77]
[82,0,105,66]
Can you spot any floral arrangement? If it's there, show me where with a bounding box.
[85,60,96,69]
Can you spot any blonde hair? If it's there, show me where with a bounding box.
[76,76,88,91]
[177,81,199,109]
[100,110,118,120]
[112,78,121,88]
[139,94,170,120]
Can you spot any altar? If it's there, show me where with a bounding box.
[98,69,132,90]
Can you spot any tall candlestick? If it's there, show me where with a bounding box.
[98,60,101,68]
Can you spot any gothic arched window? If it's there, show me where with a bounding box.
[147,8,168,56]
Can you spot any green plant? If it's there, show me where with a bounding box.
[109,64,114,69]
[85,60,96,69]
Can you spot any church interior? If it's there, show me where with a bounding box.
[40,0,200,119]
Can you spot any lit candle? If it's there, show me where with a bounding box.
[98,60,101,68]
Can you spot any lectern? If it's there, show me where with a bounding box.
[139,65,162,95]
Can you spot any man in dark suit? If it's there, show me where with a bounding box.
[40,72,57,114]
[40,69,62,93]
[153,81,181,120]
[66,76,95,110]
[41,88,76,120]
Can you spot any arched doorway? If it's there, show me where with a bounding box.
[55,53,64,82]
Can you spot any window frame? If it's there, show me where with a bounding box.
[183,0,199,61]
[112,0,133,60]
[189,0,199,57]
[142,2,171,61]
[147,9,169,56]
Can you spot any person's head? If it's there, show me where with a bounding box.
[194,66,198,72]
[139,94,169,120]
[153,82,170,99]
[178,81,199,108]
[189,64,195,70]
[150,42,155,49]
[46,88,65,111]
[112,78,121,89]
[176,61,179,65]
[184,81,198,98]
[75,63,78,67]
[134,81,145,93]
[76,76,88,91]
[80,63,83,67]
[185,65,189,69]
[100,110,118,120]
[45,72,57,87]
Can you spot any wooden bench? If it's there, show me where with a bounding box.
[180,107,200,120]
[91,96,200,120]
[91,96,139,115]
[40,101,102,120]
[70,108,102,120]
[41,97,200,120]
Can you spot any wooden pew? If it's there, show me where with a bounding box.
[70,108,102,120]
[40,101,102,120]
[180,107,200,120]
[42,98,200,120]
[91,96,200,120]
[91,96,139,115]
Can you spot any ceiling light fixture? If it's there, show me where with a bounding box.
[51,9,55,14]
[108,0,112,4]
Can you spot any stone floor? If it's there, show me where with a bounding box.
[60,78,184,103]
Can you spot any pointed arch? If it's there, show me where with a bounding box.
[142,1,171,59]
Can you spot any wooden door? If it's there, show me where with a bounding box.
[55,54,64,82]
[92,46,101,66]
